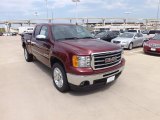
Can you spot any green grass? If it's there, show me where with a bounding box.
[0,28,5,33]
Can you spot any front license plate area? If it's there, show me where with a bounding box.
[151,48,156,51]
[107,76,115,83]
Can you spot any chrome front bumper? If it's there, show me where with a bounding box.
[67,66,124,86]
[120,43,129,48]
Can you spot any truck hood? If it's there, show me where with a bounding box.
[59,39,121,55]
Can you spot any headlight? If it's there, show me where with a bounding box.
[72,55,91,68]
[144,42,149,46]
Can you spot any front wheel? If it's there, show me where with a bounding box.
[128,43,133,50]
[24,48,33,62]
[52,63,69,92]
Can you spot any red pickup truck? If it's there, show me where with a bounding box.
[21,23,125,92]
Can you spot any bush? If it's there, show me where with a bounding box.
[0,28,5,33]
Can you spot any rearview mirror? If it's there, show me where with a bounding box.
[36,35,48,41]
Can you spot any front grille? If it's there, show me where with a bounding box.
[91,50,122,70]
[113,41,121,44]
[149,44,160,48]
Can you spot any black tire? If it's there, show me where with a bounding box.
[52,63,69,92]
[128,43,133,50]
[24,48,33,62]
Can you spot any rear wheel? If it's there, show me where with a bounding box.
[128,43,133,50]
[52,63,69,92]
[24,48,33,62]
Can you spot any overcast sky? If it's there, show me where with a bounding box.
[0,0,159,20]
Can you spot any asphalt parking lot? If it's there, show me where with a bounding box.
[0,36,160,120]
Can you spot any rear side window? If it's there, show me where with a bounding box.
[34,25,41,38]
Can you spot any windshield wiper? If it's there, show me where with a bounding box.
[80,36,94,39]
[56,37,79,41]
[63,37,80,40]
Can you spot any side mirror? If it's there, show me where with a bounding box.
[36,35,48,41]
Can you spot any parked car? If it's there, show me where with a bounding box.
[143,33,160,55]
[111,30,121,36]
[12,32,17,36]
[3,32,18,36]
[0,32,3,36]
[95,31,118,42]
[3,32,12,36]
[18,27,34,35]
[111,32,145,50]
[21,23,125,92]
[127,29,141,33]
[144,30,160,39]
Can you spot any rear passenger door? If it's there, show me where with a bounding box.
[133,34,139,47]
[138,33,144,46]
[136,33,143,46]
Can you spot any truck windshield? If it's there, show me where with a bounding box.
[52,25,93,40]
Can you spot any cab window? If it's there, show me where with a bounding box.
[34,25,41,38]
[40,26,48,37]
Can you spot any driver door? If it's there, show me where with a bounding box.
[133,34,139,47]
[36,25,51,67]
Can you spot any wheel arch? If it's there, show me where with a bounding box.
[50,56,66,71]
[22,42,26,48]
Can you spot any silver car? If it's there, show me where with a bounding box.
[111,32,145,50]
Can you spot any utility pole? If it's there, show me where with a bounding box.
[156,0,160,30]
[45,0,48,19]
[124,12,132,30]
[72,0,80,25]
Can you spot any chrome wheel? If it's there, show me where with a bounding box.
[129,43,133,50]
[53,68,64,88]
[24,48,33,62]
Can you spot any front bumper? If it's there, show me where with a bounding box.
[144,46,160,55]
[113,42,129,49]
[67,66,124,86]
[120,43,129,48]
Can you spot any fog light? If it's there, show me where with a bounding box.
[80,81,90,87]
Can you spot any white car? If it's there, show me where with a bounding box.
[3,32,12,36]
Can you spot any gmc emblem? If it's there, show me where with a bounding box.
[105,57,117,63]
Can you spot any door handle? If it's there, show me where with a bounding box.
[43,44,50,49]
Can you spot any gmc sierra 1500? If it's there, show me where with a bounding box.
[22,23,125,92]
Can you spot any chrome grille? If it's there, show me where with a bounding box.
[91,50,122,70]
[149,44,160,48]
[113,41,121,44]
